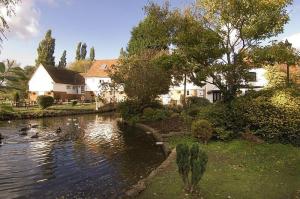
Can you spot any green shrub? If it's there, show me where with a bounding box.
[214,127,236,141]
[13,92,20,104]
[192,119,213,144]
[190,149,208,192]
[176,143,190,188]
[37,95,54,109]
[176,143,208,193]
[0,104,14,113]
[117,99,141,120]
[71,100,78,106]
[187,96,211,107]
[142,108,170,121]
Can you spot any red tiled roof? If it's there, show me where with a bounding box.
[85,59,117,77]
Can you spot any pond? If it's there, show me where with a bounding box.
[0,114,165,199]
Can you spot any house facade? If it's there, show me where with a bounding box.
[84,60,126,103]
[28,65,85,102]
[160,68,268,104]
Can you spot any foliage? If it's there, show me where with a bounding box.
[117,99,141,121]
[186,96,211,107]
[126,2,173,55]
[192,119,213,144]
[81,43,87,60]
[176,143,190,188]
[251,40,300,86]
[112,49,172,105]
[71,100,77,106]
[36,30,55,67]
[176,143,208,193]
[0,104,14,113]
[0,60,28,94]
[90,47,95,61]
[68,60,92,73]
[190,148,208,192]
[188,0,292,101]
[37,95,54,109]
[265,65,286,88]
[213,127,235,141]
[231,88,300,146]
[76,42,82,61]
[13,91,20,104]
[58,50,67,68]
[142,107,170,121]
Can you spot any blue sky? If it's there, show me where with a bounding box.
[1,0,300,66]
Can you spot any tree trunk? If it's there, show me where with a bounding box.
[183,74,187,107]
[287,64,290,87]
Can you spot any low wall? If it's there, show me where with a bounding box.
[124,122,175,198]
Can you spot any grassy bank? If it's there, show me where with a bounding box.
[137,136,300,199]
[0,103,115,121]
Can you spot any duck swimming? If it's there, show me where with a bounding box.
[56,127,62,134]
[19,124,31,132]
[31,133,39,139]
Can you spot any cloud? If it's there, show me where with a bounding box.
[286,33,300,50]
[3,0,40,39]
[2,0,72,40]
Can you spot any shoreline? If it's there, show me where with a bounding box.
[124,122,178,198]
[0,105,116,121]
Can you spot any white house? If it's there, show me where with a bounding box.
[84,60,126,103]
[161,68,268,104]
[28,65,85,102]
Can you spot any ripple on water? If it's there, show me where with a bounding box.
[0,114,164,198]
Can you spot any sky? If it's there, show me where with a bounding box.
[0,0,300,67]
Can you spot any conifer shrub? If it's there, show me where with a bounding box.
[176,143,190,188]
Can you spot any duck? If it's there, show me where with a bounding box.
[7,120,11,124]
[56,127,62,134]
[20,131,28,136]
[0,133,4,140]
[31,133,39,139]
[19,124,31,132]
[31,124,39,128]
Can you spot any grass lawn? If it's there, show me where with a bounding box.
[137,136,300,199]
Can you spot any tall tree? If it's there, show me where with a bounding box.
[188,0,293,101]
[89,47,95,61]
[81,43,87,60]
[75,42,82,61]
[58,50,67,68]
[0,0,20,48]
[35,30,55,67]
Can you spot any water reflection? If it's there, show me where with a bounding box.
[0,114,164,199]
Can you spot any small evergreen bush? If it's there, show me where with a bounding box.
[192,119,213,144]
[71,100,78,106]
[176,143,190,188]
[37,95,54,109]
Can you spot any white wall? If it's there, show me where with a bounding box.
[29,65,54,93]
[53,83,84,94]
[85,77,111,94]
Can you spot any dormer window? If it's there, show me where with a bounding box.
[100,64,107,70]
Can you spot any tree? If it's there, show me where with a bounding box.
[75,42,82,61]
[0,0,20,47]
[68,60,92,73]
[0,60,26,93]
[36,30,55,67]
[188,0,293,101]
[111,50,172,105]
[81,43,87,60]
[90,47,95,61]
[250,40,300,87]
[58,50,67,68]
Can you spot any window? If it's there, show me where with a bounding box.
[187,90,190,96]
[247,72,257,82]
[81,86,85,93]
[73,86,77,90]
[213,91,222,102]
[66,85,71,89]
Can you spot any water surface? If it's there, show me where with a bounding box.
[0,114,164,198]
